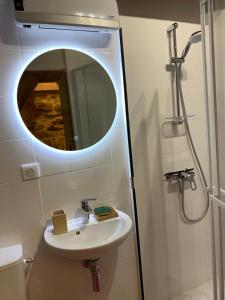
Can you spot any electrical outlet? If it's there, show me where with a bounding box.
[21,163,40,181]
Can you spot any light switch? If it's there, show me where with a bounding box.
[21,163,40,181]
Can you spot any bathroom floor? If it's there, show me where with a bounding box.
[172,281,213,300]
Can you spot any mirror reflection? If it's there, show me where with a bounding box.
[17,49,117,151]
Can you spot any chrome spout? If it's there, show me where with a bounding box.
[81,198,96,224]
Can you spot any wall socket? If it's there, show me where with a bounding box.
[21,163,41,181]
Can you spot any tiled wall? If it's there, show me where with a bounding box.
[121,16,212,299]
[0,1,140,300]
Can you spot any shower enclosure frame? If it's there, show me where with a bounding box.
[200,0,225,299]
[119,28,145,300]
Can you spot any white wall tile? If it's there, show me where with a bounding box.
[131,119,209,176]
[110,126,129,163]
[179,88,205,119]
[118,229,137,260]
[106,258,140,300]
[0,180,42,225]
[0,219,44,257]
[0,49,22,96]
[128,88,205,126]
[162,151,194,174]
[111,162,132,214]
[39,165,113,219]
[127,89,163,126]
[124,55,203,106]
[121,17,201,56]
[125,53,172,91]
[27,244,87,300]
[122,259,141,300]
[110,163,137,260]
[0,96,29,140]
[121,17,170,55]
[130,123,187,159]
[0,139,35,184]
[34,138,112,176]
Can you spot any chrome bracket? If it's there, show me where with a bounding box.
[165,114,195,125]
[171,57,185,64]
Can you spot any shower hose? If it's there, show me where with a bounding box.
[177,63,209,224]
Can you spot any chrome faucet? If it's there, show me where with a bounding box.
[164,168,197,193]
[81,198,96,224]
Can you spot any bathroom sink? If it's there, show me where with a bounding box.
[44,210,132,259]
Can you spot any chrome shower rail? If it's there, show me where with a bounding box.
[167,22,183,125]
[167,23,178,33]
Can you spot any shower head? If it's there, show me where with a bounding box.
[189,31,202,44]
[181,31,202,59]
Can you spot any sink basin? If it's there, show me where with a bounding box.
[44,210,132,259]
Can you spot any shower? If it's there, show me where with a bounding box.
[181,31,202,59]
[166,25,209,224]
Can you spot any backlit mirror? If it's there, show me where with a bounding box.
[17,49,117,151]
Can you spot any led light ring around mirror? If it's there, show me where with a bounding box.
[14,46,119,155]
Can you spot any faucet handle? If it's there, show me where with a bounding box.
[81,198,97,211]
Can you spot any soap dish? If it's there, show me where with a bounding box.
[94,205,118,222]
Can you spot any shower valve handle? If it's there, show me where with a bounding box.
[188,175,197,191]
[181,171,197,191]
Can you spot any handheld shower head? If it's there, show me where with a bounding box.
[181,31,202,59]
[189,31,202,44]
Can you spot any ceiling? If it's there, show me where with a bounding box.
[117,0,200,24]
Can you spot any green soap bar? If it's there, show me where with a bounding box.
[94,206,112,215]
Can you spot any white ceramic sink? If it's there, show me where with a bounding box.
[44,210,132,259]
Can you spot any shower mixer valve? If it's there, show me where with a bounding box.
[164,168,197,193]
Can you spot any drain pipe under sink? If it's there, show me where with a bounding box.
[83,258,101,292]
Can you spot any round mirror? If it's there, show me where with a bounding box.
[17,49,117,151]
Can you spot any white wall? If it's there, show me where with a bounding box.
[121,16,212,299]
[0,1,140,300]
